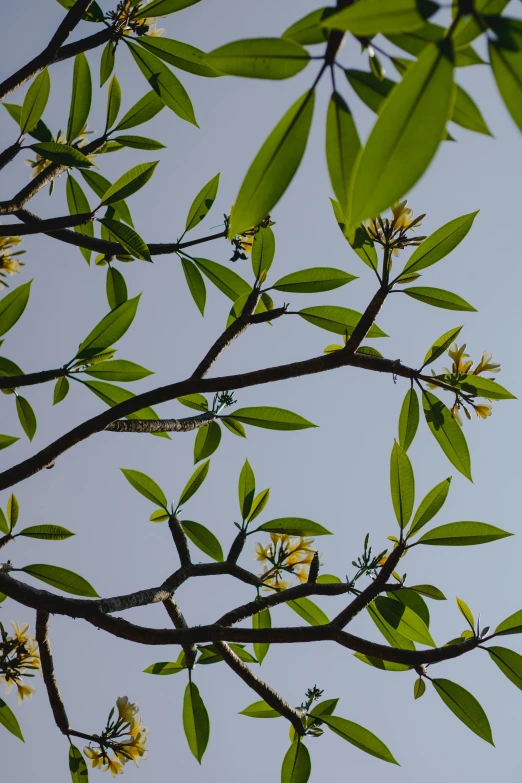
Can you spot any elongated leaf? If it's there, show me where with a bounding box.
[404,286,476,311]
[388,588,430,628]
[240,700,282,718]
[487,647,522,691]
[274,267,356,294]
[31,142,93,168]
[80,170,134,226]
[444,374,516,401]
[102,162,159,206]
[386,22,484,67]
[354,654,410,672]
[398,388,419,452]
[257,518,331,536]
[100,41,115,86]
[177,393,208,412]
[180,257,206,315]
[194,421,221,463]
[7,494,19,529]
[56,0,104,21]
[414,679,426,699]
[222,417,247,438]
[16,396,36,441]
[207,38,309,80]
[239,458,255,519]
[114,135,165,151]
[252,226,276,278]
[247,488,270,523]
[432,678,493,744]
[194,257,250,301]
[344,69,396,113]
[69,745,88,781]
[150,509,170,523]
[185,173,220,232]
[106,267,128,310]
[127,42,198,126]
[374,596,435,646]
[253,606,271,664]
[283,7,335,44]
[403,211,478,274]
[326,91,360,206]
[100,219,151,261]
[422,325,463,368]
[76,297,140,359]
[321,715,398,764]
[18,525,74,541]
[390,441,415,528]
[67,53,91,143]
[422,391,472,480]
[367,602,415,649]
[121,469,168,509]
[0,698,24,741]
[418,521,512,546]
[181,520,224,561]
[288,597,329,626]
[85,359,152,382]
[456,597,475,630]
[183,682,209,763]
[229,90,315,237]
[489,25,522,133]
[299,305,387,338]
[114,90,165,131]
[0,508,9,535]
[22,564,98,597]
[0,281,32,337]
[281,741,311,783]
[347,42,454,228]
[83,381,169,437]
[323,0,436,36]
[410,584,446,600]
[231,406,316,431]
[197,643,256,666]
[408,477,451,536]
[4,102,52,141]
[136,36,219,78]
[143,659,187,675]
[451,84,491,135]
[21,69,50,134]
[134,0,200,17]
[495,610,522,636]
[66,174,94,263]
[178,460,210,506]
[309,698,339,719]
[106,75,122,130]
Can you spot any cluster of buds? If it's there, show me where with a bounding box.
[107,1,165,37]
[0,620,40,702]
[365,200,426,257]
[255,534,318,591]
[0,236,24,289]
[84,696,149,777]
[227,209,275,262]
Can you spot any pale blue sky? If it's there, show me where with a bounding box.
[2,1,522,781]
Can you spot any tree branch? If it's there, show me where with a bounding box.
[168,516,191,567]
[0,213,93,236]
[105,412,214,433]
[0,142,22,174]
[35,611,70,734]
[163,597,196,669]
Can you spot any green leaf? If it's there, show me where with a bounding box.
[0,509,9,535]
[127,42,198,126]
[194,421,221,463]
[326,91,361,207]
[225,291,268,329]
[487,647,522,691]
[16,396,36,441]
[451,84,491,135]
[67,53,92,143]
[121,469,168,510]
[135,37,220,78]
[374,596,435,646]
[323,0,436,36]
[281,740,311,783]
[344,69,396,114]
[410,584,446,600]
[55,0,104,22]
[408,477,452,536]
[0,698,24,741]
[4,103,53,142]
[7,495,19,529]
[207,38,310,80]
[196,643,257,666]
[150,508,170,523]
[0,281,32,337]
[85,359,152,382]
[390,441,415,528]
[114,90,165,131]
[273,267,356,294]
[231,406,316,431]
[100,41,116,87]
[65,175,94,264]
[414,679,426,699]
[422,391,472,480]
[101,162,159,205]
[367,602,416,650]
[222,417,247,438]
[432,678,494,744]
[0,356,24,378]
[83,382,169,437]
[489,25,522,133]
[283,7,334,45]
[309,698,339,719]
[389,588,430,627]
[257,518,331,536]
[253,606,271,664]
[31,142,93,168]
[0,435,19,451]
[398,388,419,452]
[299,305,387,338]
[18,525,74,541]
[106,75,122,130]
[321,715,398,764]
[247,488,270,523]
[106,267,128,311]
[418,521,512,546]
[239,700,282,718]
[143,659,187,675]
[178,460,210,506]
[386,22,484,67]
[495,609,522,636]
[239,458,256,519]
[80,170,134,226]
[22,564,99,597]
[316,574,342,584]
[134,0,200,17]
[422,325,463,368]
[181,521,224,561]
[99,219,151,261]
[183,682,210,763]
[347,42,454,228]
[69,745,89,782]
[404,286,473,311]
[252,226,276,279]
[353,654,410,672]
[194,257,250,301]
[444,374,516,401]
[180,258,206,315]
[177,394,208,412]
[456,597,475,630]
[113,135,165,151]
[287,597,329,626]
[76,297,140,359]
[20,68,50,134]
[229,90,315,237]
[403,211,478,274]
[185,173,220,232]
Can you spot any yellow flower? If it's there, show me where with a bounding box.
[474,403,492,419]
[450,402,463,427]
[116,696,138,724]
[255,542,272,562]
[391,200,415,230]
[472,351,500,375]
[106,756,125,777]
[133,17,165,36]
[11,621,30,643]
[84,747,105,769]
[16,680,36,703]
[447,343,473,374]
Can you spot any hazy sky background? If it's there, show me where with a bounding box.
[2,1,522,780]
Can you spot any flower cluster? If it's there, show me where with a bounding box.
[108,0,165,37]
[255,534,317,591]
[430,343,501,425]
[0,235,24,289]
[84,696,149,777]
[365,200,426,256]
[0,620,40,702]
[228,207,275,262]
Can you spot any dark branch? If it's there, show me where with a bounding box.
[0,213,92,236]
[0,142,22,174]
[0,368,68,390]
[105,412,214,433]
[163,597,196,669]
[35,611,70,734]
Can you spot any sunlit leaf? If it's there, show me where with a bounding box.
[183,682,210,763]
[432,678,494,744]
[185,173,220,232]
[321,715,398,764]
[418,521,512,546]
[422,391,472,480]
[121,469,168,510]
[22,564,99,597]
[181,520,224,561]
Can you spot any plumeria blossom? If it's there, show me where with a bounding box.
[365,200,426,257]
[0,620,41,701]
[84,696,148,776]
[0,235,24,289]
[255,533,318,591]
[109,0,165,37]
